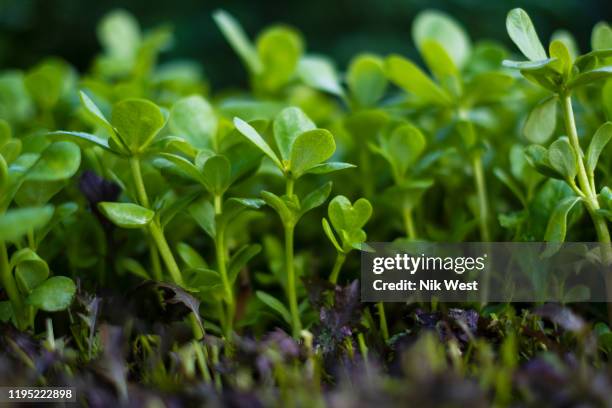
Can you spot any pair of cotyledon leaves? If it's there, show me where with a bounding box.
[322,196,373,254]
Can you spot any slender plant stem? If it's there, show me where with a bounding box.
[129,156,203,338]
[149,239,162,281]
[0,240,25,329]
[402,206,417,240]
[561,94,612,320]
[285,225,302,338]
[215,224,234,338]
[329,252,346,284]
[376,302,389,341]
[472,155,490,242]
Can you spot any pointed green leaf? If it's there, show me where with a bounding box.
[158,153,206,185]
[300,181,332,216]
[169,95,217,150]
[79,91,116,136]
[273,107,315,161]
[0,206,54,242]
[98,202,154,229]
[47,131,112,151]
[385,55,452,106]
[188,199,216,239]
[502,58,557,70]
[26,141,81,181]
[523,96,557,143]
[297,56,344,96]
[111,99,165,153]
[213,10,263,74]
[261,190,294,226]
[347,54,388,107]
[26,276,76,312]
[586,122,612,174]
[256,291,291,324]
[548,137,577,181]
[322,218,342,252]
[304,162,356,175]
[289,129,335,177]
[228,244,261,283]
[234,117,282,169]
[567,66,612,90]
[413,10,471,68]
[176,242,208,269]
[506,8,547,61]
[543,195,582,255]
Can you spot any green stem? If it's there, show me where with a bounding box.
[149,239,162,281]
[472,155,490,242]
[329,252,346,284]
[561,94,612,320]
[286,178,295,197]
[215,224,234,338]
[376,302,389,341]
[129,157,150,208]
[129,157,202,339]
[285,225,302,338]
[402,206,417,240]
[0,240,25,329]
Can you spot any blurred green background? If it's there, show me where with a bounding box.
[0,0,609,89]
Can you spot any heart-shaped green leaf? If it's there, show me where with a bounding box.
[26,141,81,181]
[289,129,335,177]
[111,99,165,153]
[98,202,154,228]
[169,95,217,150]
[347,54,387,108]
[26,276,76,312]
[328,195,373,233]
[0,206,54,242]
[548,137,577,181]
[523,96,557,143]
[11,249,49,294]
[586,122,612,175]
[274,107,315,162]
[506,8,547,61]
[413,10,471,68]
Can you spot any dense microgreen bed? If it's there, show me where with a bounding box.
[1,7,612,406]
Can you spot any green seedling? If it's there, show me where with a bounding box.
[0,123,80,330]
[235,106,353,337]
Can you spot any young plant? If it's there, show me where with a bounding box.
[234,106,353,337]
[0,122,80,330]
[384,10,515,241]
[369,122,432,239]
[157,95,265,337]
[50,92,204,337]
[503,8,612,310]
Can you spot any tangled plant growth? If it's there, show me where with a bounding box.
[0,6,612,406]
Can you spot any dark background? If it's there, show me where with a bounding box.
[0,0,610,90]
